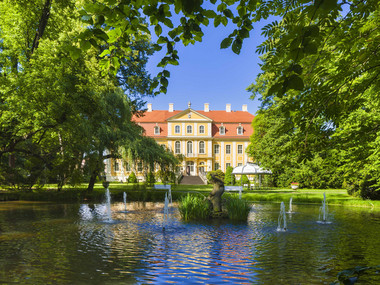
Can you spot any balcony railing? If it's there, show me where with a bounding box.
[184,152,209,157]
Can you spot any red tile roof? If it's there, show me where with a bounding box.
[133,110,254,123]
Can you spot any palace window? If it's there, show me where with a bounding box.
[137,162,143,172]
[199,125,205,134]
[187,125,192,134]
[114,161,119,172]
[154,124,160,135]
[226,144,231,154]
[175,141,181,154]
[199,141,205,154]
[214,144,220,154]
[238,163,243,166]
[219,124,225,135]
[187,141,193,154]
[125,162,130,172]
[226,163,231,169]
[214,162,220,171]
[238,144,243,154]
[175,125,180,134]
[237,124,243,135]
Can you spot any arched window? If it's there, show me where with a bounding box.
[187,141,193,154]
[175,141,181,154]
[199,125,205,134]
[187,125,192,134]
[199,141,205,154]
[175,125,180,134]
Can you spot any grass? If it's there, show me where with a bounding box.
[1,182,380,210]
[178,193,211,221]
[224,194,252,221]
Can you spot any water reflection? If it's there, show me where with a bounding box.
[0,201,380,284]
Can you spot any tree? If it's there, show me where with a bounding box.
[224,166,236,186]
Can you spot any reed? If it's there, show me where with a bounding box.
[178,194,211,221]
[225,195,252,221]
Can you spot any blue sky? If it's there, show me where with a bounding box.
[146,17,274,115]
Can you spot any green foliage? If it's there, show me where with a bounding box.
[225,195,252,221]
[224,166,236,186]
[207,169,225,183]
[238,175,250,187]
[145,171,155,186]
[128,172,137,184]
[178,194,211,221]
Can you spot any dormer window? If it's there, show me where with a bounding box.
[154,123,160,135]
[219,123,225,135]
[237,123,243,135]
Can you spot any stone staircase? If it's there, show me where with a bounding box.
[179,175,205,185]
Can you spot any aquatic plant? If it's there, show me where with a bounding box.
[178,194,211,221]
[225,195,252,221]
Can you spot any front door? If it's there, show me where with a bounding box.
[186,161,195,176]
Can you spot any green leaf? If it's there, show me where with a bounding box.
[232,38,242,54]
[223,9,234,18]
[286,74,304,91]
[220,37,233,49]
[99,49,110,57]
[80,40,91,51]
[155,24,162,36]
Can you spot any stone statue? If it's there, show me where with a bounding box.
[208,174,225,212]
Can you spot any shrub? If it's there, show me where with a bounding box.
[178,194,211,221]
[207,169,225,183]
[128,172,137,183]
[145,171,155,186]
[224,166,236,186]
[238,174,250,186]
[225,195,252,221]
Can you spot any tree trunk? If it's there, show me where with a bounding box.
[208,174,225,212]
[87,170,97,193]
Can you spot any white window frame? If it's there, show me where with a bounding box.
[114,161,119,172]
[154,126,160,135]
[199,125,205,134]
[237,126,243,135]
[175,125,180,134]
[219,126,225,135]
[226,144,231,154]
[175,141,181,154]
[214,162,220,171]
[187,125,192,134]
[199,141,205,154]
[238,144,243,154]
[187,141,193,154]
[214,144,220,154]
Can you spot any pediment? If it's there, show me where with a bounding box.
[167,108,212,122]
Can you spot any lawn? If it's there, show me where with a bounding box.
[1,183,380,210]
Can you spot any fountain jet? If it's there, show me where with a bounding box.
[277,201,287,232]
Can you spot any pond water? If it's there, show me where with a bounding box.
[1,200,380,284]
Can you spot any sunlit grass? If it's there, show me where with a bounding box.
[178,194,211,221]
[224,194,252,221]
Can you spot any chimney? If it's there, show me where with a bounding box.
[147,103,152,112]
[204,103,209,112]
[242,104,248,112]
[226,103,231,112]
[169,103,174,112]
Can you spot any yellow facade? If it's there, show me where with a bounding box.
[105,103,254,182]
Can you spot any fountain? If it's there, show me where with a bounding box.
[104,188,113,222]
[122,192,127,212]
[318,192,331,224]
[287,197,293,214]
[277,201,287,231]
[163,192,169,230]
[168,188,172,205]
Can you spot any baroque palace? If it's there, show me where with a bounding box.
[105,102,254,182]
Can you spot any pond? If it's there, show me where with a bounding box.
[0,200,380,284]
